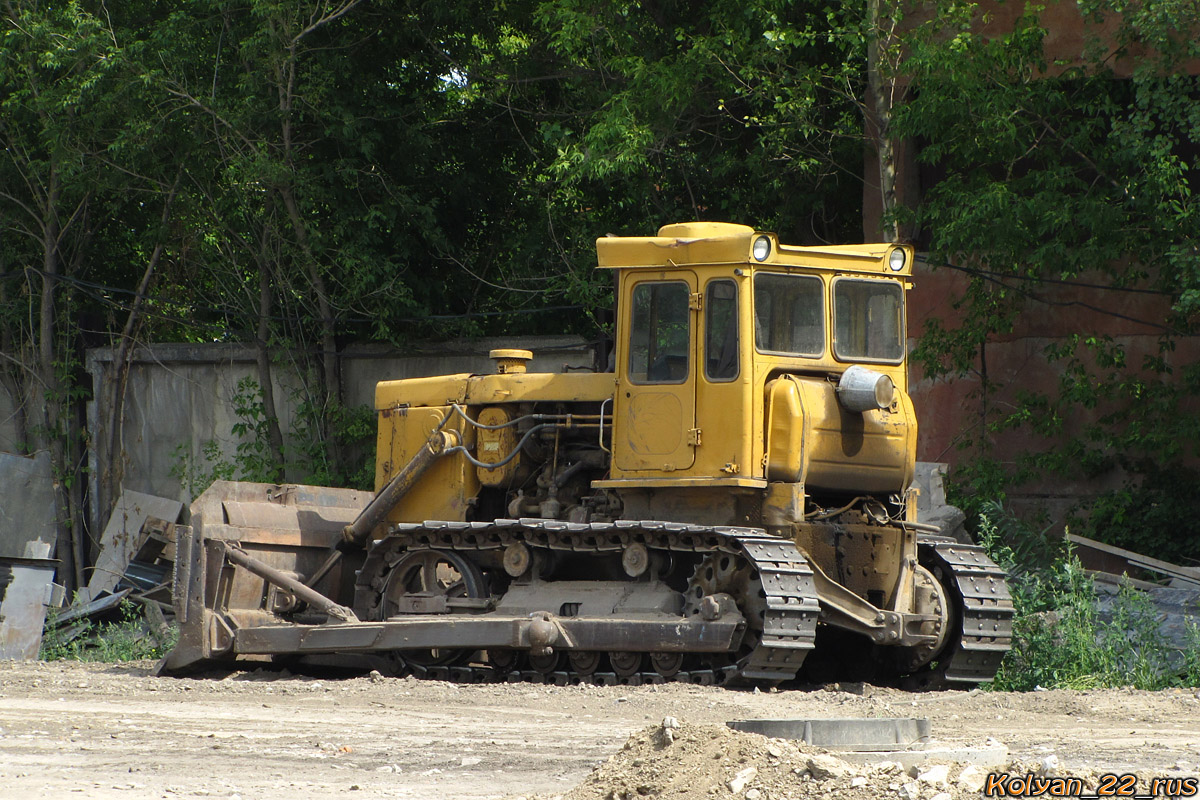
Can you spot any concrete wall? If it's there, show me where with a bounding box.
[85,337,597,534]
[0,380,24,455]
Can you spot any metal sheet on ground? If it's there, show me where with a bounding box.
[0,558,58,659]
[79,491,183,604]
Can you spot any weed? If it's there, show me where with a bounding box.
[41,601,178,662]
[170,439,237,498]
[979,503,1200,691]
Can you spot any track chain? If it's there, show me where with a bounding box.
[358,518,820,686]
[919,538,1014,686]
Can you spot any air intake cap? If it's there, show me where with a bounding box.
[489,349,533,374]
[836,366,895,413]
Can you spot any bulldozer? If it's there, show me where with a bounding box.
[161,222,1012,687]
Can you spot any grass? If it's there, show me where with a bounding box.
[40,600,178,662]
[977,501,1200,691]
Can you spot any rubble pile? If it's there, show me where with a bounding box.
[559,721,1094,800]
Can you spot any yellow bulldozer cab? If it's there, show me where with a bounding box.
[595,222,917,499]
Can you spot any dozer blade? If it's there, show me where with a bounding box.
[159,481,372,674]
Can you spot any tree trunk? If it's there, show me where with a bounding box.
[104,178,179,516]
[278,179,341,477]
[37,173,79,589]
[256,225,286,482]
[275,44,341,477]
[866,0,900,243]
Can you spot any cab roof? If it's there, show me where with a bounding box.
[595,221,912,277]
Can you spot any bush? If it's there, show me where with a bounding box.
[41,600,178,662]
[977,503,1200,691]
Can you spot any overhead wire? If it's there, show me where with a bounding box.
[0,255,1185,337]
[918,256,1187,335]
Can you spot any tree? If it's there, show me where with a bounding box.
[893,0,1200,556]
[0,0,137,585]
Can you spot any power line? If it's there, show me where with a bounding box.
[928,258,1185,335]
[921,257,1175,296]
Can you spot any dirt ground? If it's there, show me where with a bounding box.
[2,660,1199,800]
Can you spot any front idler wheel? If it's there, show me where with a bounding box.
[377,548,487,667]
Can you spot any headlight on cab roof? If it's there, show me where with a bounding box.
[752,235,772,262]
[888,247,907,272]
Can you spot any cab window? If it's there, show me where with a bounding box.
[832,278,904,362]
[704,280,738,381]
[753,273,824,357]
[628,281,690,383]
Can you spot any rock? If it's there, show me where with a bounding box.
[875,761,903,775]
[368,670,384,683]
[917,764,950,788]
[1039,755,1060,777]
[930,793,952,800]
[956,764,987,793]
[728,766,758,794]
[661,717,680,730]
[460,756,482,767]
[852,777,869,788]
[746,790,762,800]
[807,754,853,780]
[898,780,921,800]
[766,743,784,758]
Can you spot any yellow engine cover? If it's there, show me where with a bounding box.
[765,375,916,494]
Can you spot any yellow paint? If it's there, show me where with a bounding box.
[374,405,479,522]
[371,220,917,528]
[764,375,916,493]
[466,372,614,405]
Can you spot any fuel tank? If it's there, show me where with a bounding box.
[765,374,916,494]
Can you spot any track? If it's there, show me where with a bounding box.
[356,518,821,685]
[900,537,1015,688]
[352,520,1013,688]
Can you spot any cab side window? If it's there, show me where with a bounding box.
[628,281,690,383]
[705,280,738,381]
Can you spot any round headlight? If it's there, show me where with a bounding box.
[752,235,772,262]
[888,248,907,272]
[837,366,895,413]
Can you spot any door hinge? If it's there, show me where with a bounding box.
[688,292,703,311]
[687,428,702,446]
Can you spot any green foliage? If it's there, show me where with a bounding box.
[228,377,280,485]
[973,500,1061,575]
[289,395,377,490]
[170,377,376,496]
[169,440,237,499]
[896,0,1200,558]
[41,601,178,662]
[978,505,1200,691]
[529,0,869,245]
[1071,467,1200,566]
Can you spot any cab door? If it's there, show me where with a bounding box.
[613,272,698,473]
